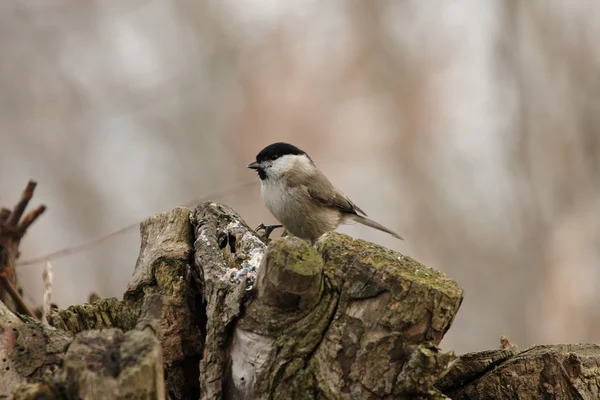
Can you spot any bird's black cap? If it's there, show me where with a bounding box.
[255,142,306,163]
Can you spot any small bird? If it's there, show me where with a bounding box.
[248,142,403,244]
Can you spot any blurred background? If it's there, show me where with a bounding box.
[2,0,600,354]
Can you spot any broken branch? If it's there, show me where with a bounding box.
[6,180,37,227]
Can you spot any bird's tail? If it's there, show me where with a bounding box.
[349,214,404,240]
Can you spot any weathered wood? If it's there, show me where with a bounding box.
[243,237,324,332]
[2,207,201,400]
[9,201,597,400]
[186,199,463,400]
[192,202,267,400]
[0,300,72,398]
[441,344,600,399]
[59,328,164,399]
[47,297,137,334]
[247,232,463,399]
[188,202,464,399]
[228,237,325,399]
[436,347,519,393]
[11,381,60,400]
[124,207,203,400]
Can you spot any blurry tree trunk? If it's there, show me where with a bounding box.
[1,202,599,399]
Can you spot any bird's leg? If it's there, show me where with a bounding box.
[255,223,284,239]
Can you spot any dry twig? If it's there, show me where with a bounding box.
[17,180,257,266]
[0,180,46,318]
[41,261,53,325]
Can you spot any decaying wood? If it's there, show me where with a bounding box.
[192,202,463,399]
[124,206,203,399]
[2,200,599,399]
[4,206,202,399]
[0,299,72,398]
[438,344,600,399]
[436,347,519,393]
[59,328,165,399]
[47,297,138,334]
[193,203,266,400]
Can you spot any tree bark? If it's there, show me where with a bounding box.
[1,201,598,399]
[437,343,600,399]
[192,203,463,399]
[2,206,202,400]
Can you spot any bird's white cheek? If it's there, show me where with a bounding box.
[269,155,301,177]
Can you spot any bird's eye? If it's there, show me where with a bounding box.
[270,155,278,161]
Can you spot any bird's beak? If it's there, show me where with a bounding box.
[247,161,260,170]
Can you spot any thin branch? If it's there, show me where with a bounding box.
[17,180,258,266]
[17,221,141,266]
[0,208,10,223]
[0,277,36,318]
[19,204,47,235]
[6,180,37,227]
[0,179,45,320]
[41,262,53,325]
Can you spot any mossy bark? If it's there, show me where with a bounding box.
[47,297,137,334]
[193,202,464,399]
[192,203,266,400]
[124,206,203,400]
[438,344,600,399]
[2,202,597,400]
[2,207,202,400]
[58,328,165,399]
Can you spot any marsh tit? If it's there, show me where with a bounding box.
[248,142,403,244]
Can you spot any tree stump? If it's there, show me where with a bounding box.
[192,203,463,399]
[2,201,598,399]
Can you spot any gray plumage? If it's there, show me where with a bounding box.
[248,142,404,244]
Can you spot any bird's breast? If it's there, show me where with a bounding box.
[260,180,341,241]
[261,180,295,220]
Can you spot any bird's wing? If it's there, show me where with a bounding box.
[290,170,367,216]
[307,187,367,216]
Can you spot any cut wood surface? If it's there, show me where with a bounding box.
[0,200,597,400]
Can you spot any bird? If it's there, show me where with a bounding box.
[247,142,403,244]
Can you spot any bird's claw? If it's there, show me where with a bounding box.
[255,223,284,239]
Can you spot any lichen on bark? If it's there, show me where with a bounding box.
[12,202,599,400]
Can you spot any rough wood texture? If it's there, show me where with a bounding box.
[59,328,165,399]
[11,382,60,400]
[440,344,600,399]
[3,201,598,400]
[191,200,463,399]
[240,232,462,399]
[3,207,200,400]
[436,347,519,393]
[47,297,137,334]
[192,202,267,400]
[313,232,462,399]
[0,300,72,398]
[124,207,203,400]
[229,237,326,399]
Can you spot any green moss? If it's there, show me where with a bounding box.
[153,257,189,300]
[48,298,138,335]
[317,232,461,297]
[268,238,323,276]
